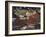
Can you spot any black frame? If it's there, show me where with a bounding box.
[5,1,45,36]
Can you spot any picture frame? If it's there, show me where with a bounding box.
[5,1,45,36]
